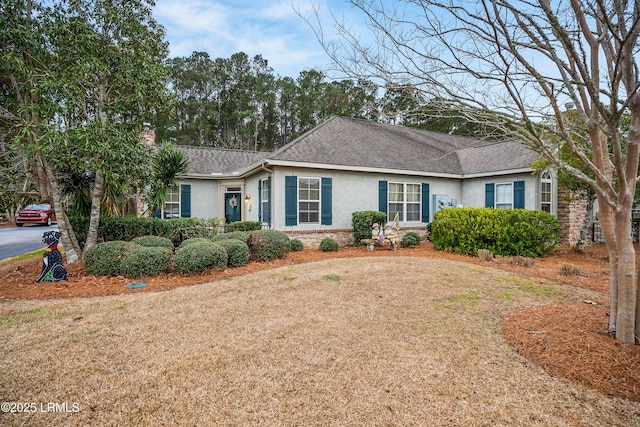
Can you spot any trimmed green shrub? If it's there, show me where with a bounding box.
[173,241,228,275]
[217,239,250,267]
[290,239,304,252]
[131,235,174,250]
[430,207,560,257]
[179,237,212,249]
[319,238,339,252]
[231,221,262,231]
[247,230,290,261]
[212,231,251,244]
[70,216,224,248]
[352,211,388,246]
[84,241,139,276]
[401,232,421,248]
[121,246,173,278]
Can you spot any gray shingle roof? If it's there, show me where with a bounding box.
[457,139,539,175]
[177,146,269,176]
[178,117,539,177]
[269,116,538,175]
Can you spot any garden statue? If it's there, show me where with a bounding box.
[382,222,399,246]
[368,221,399,250]
[35,231,68,282]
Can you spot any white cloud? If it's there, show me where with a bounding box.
[153,0,335,77]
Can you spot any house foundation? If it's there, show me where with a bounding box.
[285,227,428,249]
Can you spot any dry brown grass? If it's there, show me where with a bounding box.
[1,257,639,426]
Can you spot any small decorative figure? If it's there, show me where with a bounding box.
[383,222,399,249]
[35,231,68,282]
[372,223,380,239]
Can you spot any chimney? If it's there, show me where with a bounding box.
[140,123,155,146]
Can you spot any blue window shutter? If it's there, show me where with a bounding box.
[285,176,297,226]
[485,183,495,208]
[258,180,262,222]
[180,184,191,218]
[266,177,272,225]
[379,180,388,214]
[153,207,161,218]
[421,183,430,222]
[514,180,525,209]
[321,177,332,225]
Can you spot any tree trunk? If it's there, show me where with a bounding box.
[597,196,619,334]
[42,163,82,264]
[32,150,52,204]
[613,207,637,344]
[83,168,104,253]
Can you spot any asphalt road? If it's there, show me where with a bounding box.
[0,225,59,261]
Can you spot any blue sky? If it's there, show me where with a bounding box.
[153,0,353,78]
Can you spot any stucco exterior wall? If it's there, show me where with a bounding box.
[176,179,219,219]
[243,172,270,224]
[460,173,542,211]
[270,167,463,231]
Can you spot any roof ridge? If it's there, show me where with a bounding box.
[270,116,341,157]
[178,145,270,154]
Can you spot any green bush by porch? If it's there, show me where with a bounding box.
[247,230,291,261]
[430,207,560,257]
[120,246,173,278]
[174,241,228,275]
[84,241,139,276]
[352,211,387,246]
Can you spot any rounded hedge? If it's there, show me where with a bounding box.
[211,231,251,244]
[178,237,212,249]
[401,232,421,248]
[247,230,290,261]
[173,241,228,275]
[84,241,139,276]
[217,239,250,267]
[319,238,339,252]
[120,246,173,278]
[131,235,174,250]
[290,239,304,252]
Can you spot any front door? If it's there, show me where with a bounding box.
[225,193,241,224]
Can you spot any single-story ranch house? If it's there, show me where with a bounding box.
[154,116,581,246]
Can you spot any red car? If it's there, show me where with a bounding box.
[15,203,57,227]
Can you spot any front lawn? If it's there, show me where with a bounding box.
[1,257,638,426]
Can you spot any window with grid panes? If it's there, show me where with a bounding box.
[164,186,180,219]
[495,183,513,209]
[298,178,320,223]
[541,171,552,213]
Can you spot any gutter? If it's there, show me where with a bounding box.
[261,162,274,174]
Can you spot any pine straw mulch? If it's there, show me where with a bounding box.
[1,241,639,403]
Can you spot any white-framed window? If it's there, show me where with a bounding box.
[261,177,269,223]
[540,171,552,213]
[298,177,320,223]
[164,186,180,219]
[495,183,513,209]
[389,182,421,221]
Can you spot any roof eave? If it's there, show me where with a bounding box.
[462,167,534,179]
[263,159,464,179]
